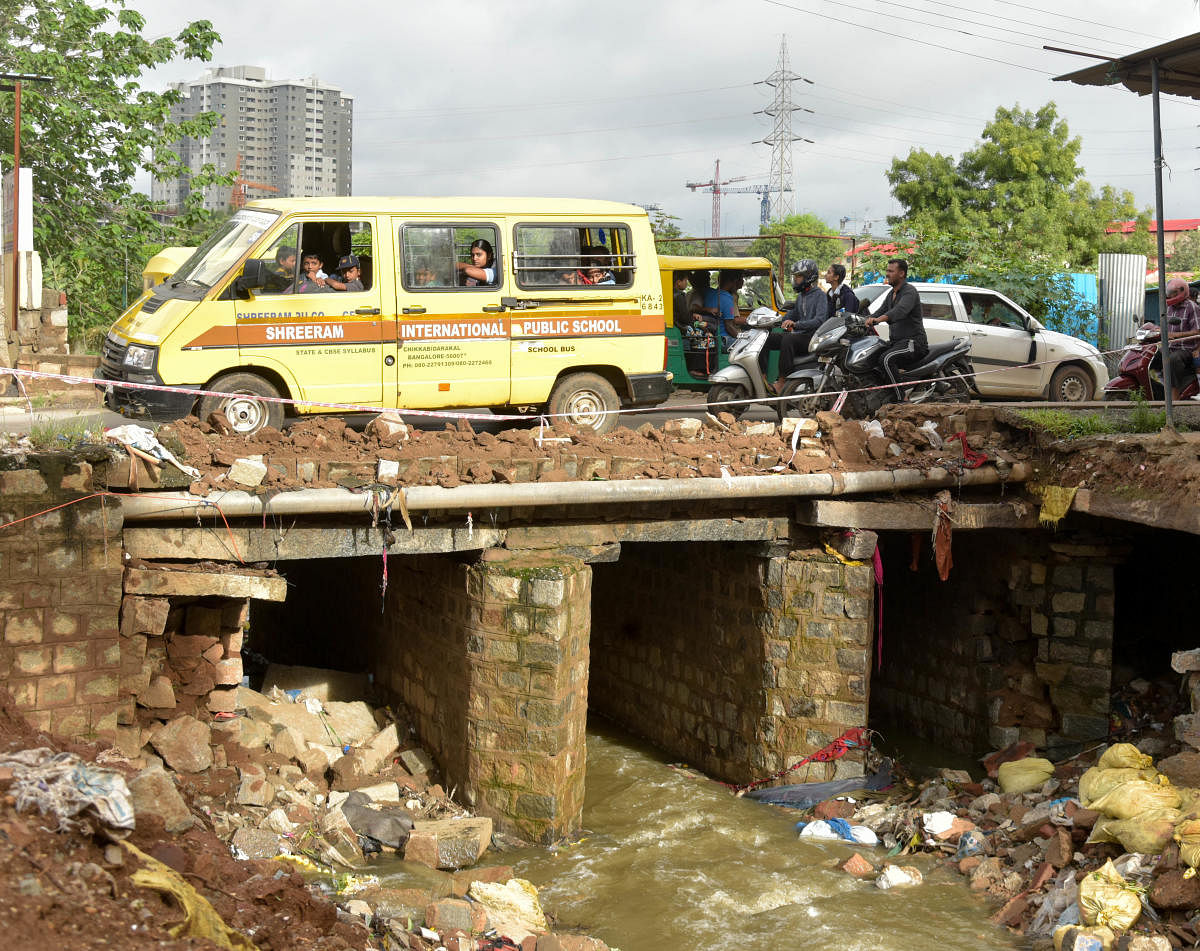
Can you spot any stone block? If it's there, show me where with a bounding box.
[404,830,440,868]
[1173,649,1200,674]
[13,646,53,676]
[1050,591,1086,614]
[411,817,494,870]
[35,673,75,708]
[450,865,516,898]
[269,725,307,761]
[424,898,474,935]
[228,457,268,487]
[120,597,170,637]
[232,827,282,860]
[128,767,194,833]
[359,723,401,774]
[206,686,238,714]
[149,715,212,773]
[400,747,436,777]
[213,657,243,686]
[323,700,379,745]
[236,763,274,807]
[5,609,44,645]
[137,675,176,710]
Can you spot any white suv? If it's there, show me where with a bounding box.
[856,282,1108,401]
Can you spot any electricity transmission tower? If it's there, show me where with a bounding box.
[755,36,813,222]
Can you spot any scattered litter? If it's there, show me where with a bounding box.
[0,748,134,832]
[876,864,923,889]
[105,423,200,478]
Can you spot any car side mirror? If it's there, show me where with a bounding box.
[235,259,268,294]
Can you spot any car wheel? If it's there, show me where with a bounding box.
[197,372,285,435]
[1049,364,1094,403]
[707,383,750,419]
[547,372,621,434]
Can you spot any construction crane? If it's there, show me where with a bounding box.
[722,183,795,227]
[230,154,279,209]
[686,159,746,238]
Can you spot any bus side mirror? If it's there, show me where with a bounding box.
[235,259,268,294]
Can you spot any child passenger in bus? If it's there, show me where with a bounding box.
[455,239,497,286]
[327,254,364,292]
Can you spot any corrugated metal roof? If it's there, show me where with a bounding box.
[1054,31,1200,98]
[1106,219,1200,234]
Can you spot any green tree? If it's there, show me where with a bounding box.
[1168,228,1200,273]
[1,0,230,346]
[886,103,1147,268]
[858,227,1099,342]
[748,212,845,275]
[649,209,692,256]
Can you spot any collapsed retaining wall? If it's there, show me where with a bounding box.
[590,540,874,783]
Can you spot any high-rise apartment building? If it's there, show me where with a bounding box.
[152,65,353,212]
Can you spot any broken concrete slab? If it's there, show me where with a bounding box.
[232,827,282,859]
[124,566,286,601]
[260,664,370,703]
[400,747,436,778]
[322,700,379,746]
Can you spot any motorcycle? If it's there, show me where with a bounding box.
[705,306,826,420]
[780,311,975,419]
[1103,320,1200,401]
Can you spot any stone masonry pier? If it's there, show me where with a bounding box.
[2,452,1183,843]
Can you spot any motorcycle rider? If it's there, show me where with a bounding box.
[1164,277,1200,400]
[766,259,830,391]
[864,257,928,399]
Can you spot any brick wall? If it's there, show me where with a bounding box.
[368,551,591,844]
[0,461,124,737]
[871,532,1117,755]
[590,541,873,785]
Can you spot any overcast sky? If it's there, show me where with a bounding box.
[138,0,1200,240]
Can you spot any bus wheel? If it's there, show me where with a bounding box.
[198,372,285,435]
[548,372,620,434]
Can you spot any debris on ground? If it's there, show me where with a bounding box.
[0,675,611,950]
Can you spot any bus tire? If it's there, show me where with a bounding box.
[198,372,285,435]
[548,372,620,434]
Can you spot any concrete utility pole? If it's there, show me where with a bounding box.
[755,37,813,222]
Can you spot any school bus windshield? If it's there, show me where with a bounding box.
[172,209,280,288]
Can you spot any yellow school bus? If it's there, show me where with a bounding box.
[98,197,671,434]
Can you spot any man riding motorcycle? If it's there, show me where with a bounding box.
[765,259,830,393]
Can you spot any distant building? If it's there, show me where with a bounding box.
[1106,218,1200,257]
[151,65,353,213]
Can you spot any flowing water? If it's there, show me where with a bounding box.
[374,721,1024,950]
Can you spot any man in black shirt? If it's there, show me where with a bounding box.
[865,258,928,397]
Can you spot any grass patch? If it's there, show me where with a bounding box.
[1017,409,1118,440]
[28,416,99,450]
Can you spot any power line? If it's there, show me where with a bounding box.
[758,0,1056,71]
[354,81,757,121]
[988,0,1168,44]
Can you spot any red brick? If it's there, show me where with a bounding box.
[76,671,117,703]
[185,606,222,637]
[26,710,51,732]
[13,647,53,675]
[36,674,76,709]
[220,629,244,655]
[168,634,217,660]
[53,643,91,673]
[220,601,249,629]
[45,610,82,641]
[86,613,119,638]
[51,708,89,739]
[39,546,82,574]
[5,609,44,644]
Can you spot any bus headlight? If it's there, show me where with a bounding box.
[123,345,157,370]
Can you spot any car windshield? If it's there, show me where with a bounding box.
[171,209,280,288]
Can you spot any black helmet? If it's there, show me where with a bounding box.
[791,259,818,285]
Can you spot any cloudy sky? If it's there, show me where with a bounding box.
[139,0,1200,239]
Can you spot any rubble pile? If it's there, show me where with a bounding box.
[109,404,1027,496]
[793,662,1200,951]
[0,673,611,950]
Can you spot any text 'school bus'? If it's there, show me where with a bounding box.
[98,197,673,434]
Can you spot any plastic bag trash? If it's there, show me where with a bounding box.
[798,819,846,841]
[1079,767,1161,808]
[955,829,989,859]
[1089,780,1180,820]
[1097,809,1181,854]
[1029,867,1079,936]
[922,810,955,835]
[1053,924,1115,951]
[859,419,885,439]
[304,697,324,715]
[997,757,1055,794]
[1173,818,1200,874]
[105,423,200,478]
[1078,859,1141,931]
[876,864,923,889]
[0,748,134,832]
[917,420,943,449]
[122,840,258,949]
[1098,743,1153,771]
[849,825,879,846]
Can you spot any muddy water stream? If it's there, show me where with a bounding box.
[376,722,1023,950]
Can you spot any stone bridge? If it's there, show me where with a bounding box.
[1,445,1191,843]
